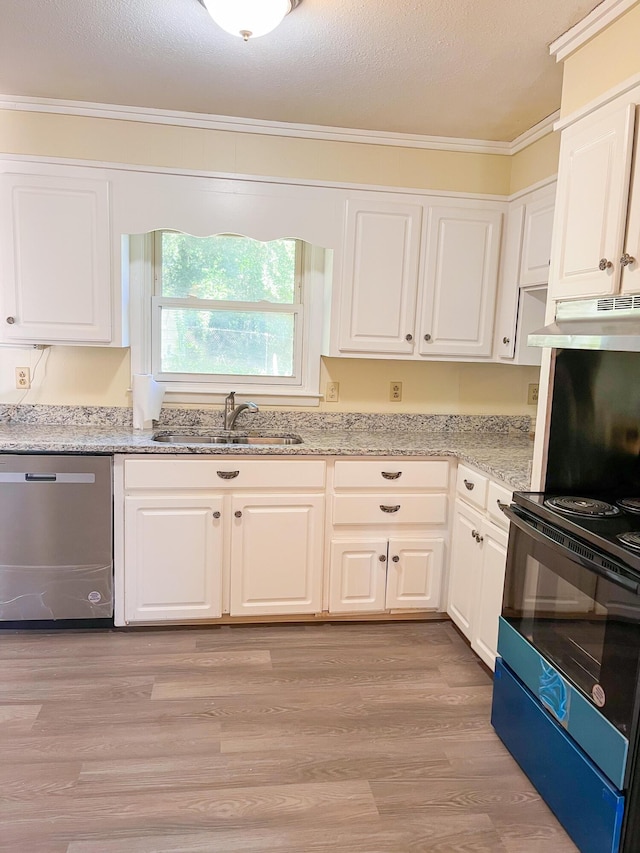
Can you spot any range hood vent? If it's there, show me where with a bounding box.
[528,297,640,351]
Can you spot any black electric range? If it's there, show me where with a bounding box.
[511,491,640,577]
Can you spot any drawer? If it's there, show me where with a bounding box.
[333,494,447,526]
[124,458,326,490]
[334,459,449,490]
[487,481,512,529]
[456,464,488,510]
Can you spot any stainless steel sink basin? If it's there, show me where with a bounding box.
[151,432,303,446]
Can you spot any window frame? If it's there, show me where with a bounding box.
[128,233,324,406]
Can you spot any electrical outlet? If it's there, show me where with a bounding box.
[325,381,339,403]
[528,383,539,405]
[390,381,402,402]
[15,367,31,390]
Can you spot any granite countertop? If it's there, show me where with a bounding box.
[0,408,535,491]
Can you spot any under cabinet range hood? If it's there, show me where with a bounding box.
[529,295,640,351]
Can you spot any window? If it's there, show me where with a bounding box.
[130,231,324,404]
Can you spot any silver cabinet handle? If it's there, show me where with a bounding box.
[424,333,431,342]
[620,253,636,267]
[234,510,242,518]
[464,479,474,490]
[392,555,400,563]
[380,505,400,513]
[212,511,221,519]
[217,470,239,479]
[379,554,387,562]
[6,316,15,325]
[599,258,613,270]
[381,471,402,480]
[405,333,413,342]
[502,336,510,344]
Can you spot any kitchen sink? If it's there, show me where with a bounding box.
[151,432,303,446]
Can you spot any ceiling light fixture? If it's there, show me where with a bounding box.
[201,0,301,41]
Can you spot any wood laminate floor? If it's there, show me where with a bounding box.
[0,620,579,853]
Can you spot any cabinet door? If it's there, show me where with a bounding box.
[124,496,223,623]
[230,494,324,616]
[419,206,502,357]
[495,203,525,360]
[386,537,444,611]
[447,500,484,637]
[328,539,388,613]
[0,174,112,343]
[338,199,421,354]
[519,190,555,287]
[550,102,635,300]
[470,521,508,670]
[621,110,640,294]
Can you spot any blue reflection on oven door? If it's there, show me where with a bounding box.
[539,660,569,723]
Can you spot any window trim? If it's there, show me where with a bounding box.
[128,233,324,405]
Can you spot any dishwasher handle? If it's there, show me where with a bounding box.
[0,472,96,484]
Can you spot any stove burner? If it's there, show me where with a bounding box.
[618,498,640,515]
[617,532,640,551]
[544,496,621,518]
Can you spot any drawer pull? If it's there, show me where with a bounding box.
[463,479,475,490]
[380,504,401,513]
[217,470,240,479]
[392,555,400,563]
[212,511,221,519]
[471,528,479,539]
[381,471,402,480]
[379,554,387,562]
[234,510,242,518]
[497,499,508,511]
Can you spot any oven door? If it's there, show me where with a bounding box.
[502,505,640,739]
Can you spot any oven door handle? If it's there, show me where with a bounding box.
[502,504,640,595]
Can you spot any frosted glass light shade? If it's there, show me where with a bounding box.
[203,0,292,40]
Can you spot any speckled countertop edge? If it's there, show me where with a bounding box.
[0,422,534,491]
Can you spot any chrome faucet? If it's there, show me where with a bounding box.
[224,391,259,430]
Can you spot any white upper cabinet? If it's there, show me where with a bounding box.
[335,197,503,361]
[520,192,555,287]
[0,173,114,344]
[620,123,640,295]
[419,206,503,357]
[495,183,555,365]
[550,101,636,300]
[337,198,422,354]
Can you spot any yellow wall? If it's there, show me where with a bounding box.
[0,110,513,195]
[509,132,560,194]
[320,358,540,415]
[0,108,557,416]
[561,2,640,116]
[0,346,539,416]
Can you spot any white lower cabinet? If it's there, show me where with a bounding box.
[120,458,326,624]
[328,458,449,615]
[124,495,224,623]
[230,494,324,616]
[329,536,444,613]
[447,469,511,670]
[448,502,483,635]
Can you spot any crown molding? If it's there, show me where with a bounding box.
[550,0,638,62]
[0,94,557,156]
[553,71,640,131]
[509,111,560,153]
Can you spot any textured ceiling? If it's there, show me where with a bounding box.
[0,0,602,142]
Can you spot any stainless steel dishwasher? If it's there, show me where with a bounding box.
[0,455,113,624]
